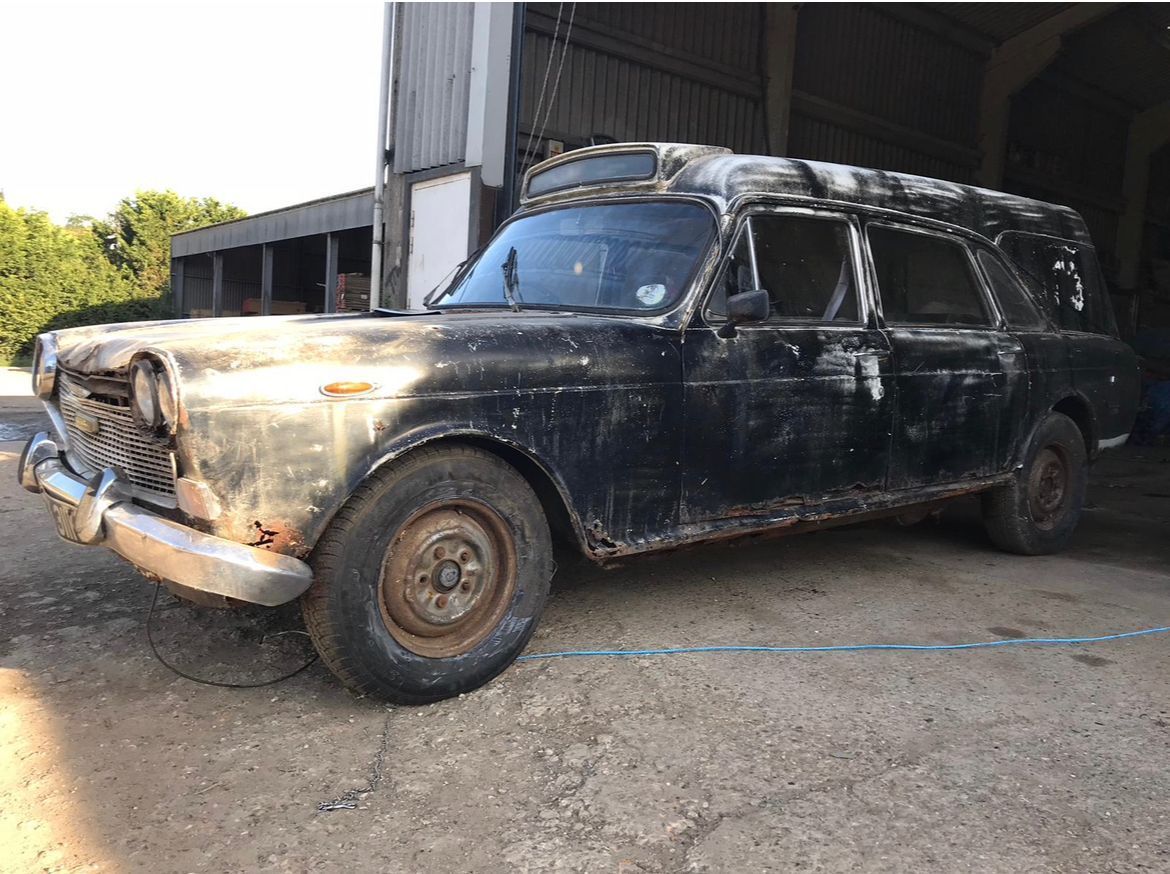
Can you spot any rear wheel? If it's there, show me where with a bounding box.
[302,445,552,703]
[982,412,1088,555]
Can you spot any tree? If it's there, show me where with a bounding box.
[0,190,246,363]
[0,197,151,362]
[93,191,246,296]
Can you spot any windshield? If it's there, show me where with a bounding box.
[434,200,716,313]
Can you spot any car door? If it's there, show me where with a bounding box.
[866,222,1014,490]
[681,208,895,523]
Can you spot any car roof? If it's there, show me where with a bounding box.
[521,143,1093,246]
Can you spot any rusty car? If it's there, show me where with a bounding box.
[20,142,1139,702]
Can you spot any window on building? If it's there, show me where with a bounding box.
[869,226,991,326]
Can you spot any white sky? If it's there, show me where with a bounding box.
[0,0,385,222]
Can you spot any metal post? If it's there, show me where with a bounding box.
[500,2,526,222]
[325,233,339,314]
[172,258,185,317]
[211,252,224,318]
[260,244,274,316]
[370,2,397,310]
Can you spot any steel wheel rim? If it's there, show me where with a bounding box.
[378,499,517,659]
[1027,446,1070,530]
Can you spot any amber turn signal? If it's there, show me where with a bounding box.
[320,381,376,397]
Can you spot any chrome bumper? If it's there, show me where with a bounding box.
[18,432,313,607]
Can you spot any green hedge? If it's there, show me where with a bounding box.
[0,201,171,364]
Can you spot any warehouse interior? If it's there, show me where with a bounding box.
[172,2,1170,340]
[504,2,1170,335]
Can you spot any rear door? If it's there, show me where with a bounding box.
[866,223,1013,489]
[681,208,894,522]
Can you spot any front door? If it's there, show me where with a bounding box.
[866,223,1010,489]
[682,209,894,522]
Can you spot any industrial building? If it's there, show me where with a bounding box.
[170,2,1170,334]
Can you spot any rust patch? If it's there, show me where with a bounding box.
[245,520,309,557]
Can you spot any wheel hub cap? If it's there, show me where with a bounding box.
[1027,446,1070,528]
[378,501,517,658]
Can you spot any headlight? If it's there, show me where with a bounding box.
[131,360,160,430]
[31,334,57,399]
[130,356,178,437]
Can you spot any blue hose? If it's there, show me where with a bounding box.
[516,624,1170,662]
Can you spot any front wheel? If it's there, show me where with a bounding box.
[982,411,1088,555]
[302,445,552,703]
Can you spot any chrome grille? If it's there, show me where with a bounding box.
[56,372,178,505]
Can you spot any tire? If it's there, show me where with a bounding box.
[302,444,553,703]
[982,411,1088,555]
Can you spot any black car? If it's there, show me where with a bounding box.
[21,143,1139,702]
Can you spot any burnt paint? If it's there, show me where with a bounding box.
[46,145,1141,565]
[681,324,894,521]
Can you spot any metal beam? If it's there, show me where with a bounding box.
[371,2,396,311]
[171,258,184,317]
[211,253,224,319]
[763,4,800,156]
[976,3,1117,188]
[524,9,763,101]
[260,244,274,317]
[873,2,993,55]
[791,90,980,171]
[324,233,339,314]
[1117,101,1170,290]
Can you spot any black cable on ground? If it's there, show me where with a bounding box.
[145,584,319,689]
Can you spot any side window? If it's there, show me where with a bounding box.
[975,249,1047,331]
[752,215,858,322]
[997,234,1119,336]
[706,231,752,318]
[868,226,991,326]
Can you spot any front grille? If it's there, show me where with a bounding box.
[56,371,178,505]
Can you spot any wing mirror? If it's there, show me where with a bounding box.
[717,289,770,338]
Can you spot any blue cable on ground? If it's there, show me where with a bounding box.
[516,624,1170,662]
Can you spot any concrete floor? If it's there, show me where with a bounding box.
[2,383,1168,873]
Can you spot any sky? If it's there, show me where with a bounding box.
[0,0,385,222]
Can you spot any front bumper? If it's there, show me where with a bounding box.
[18,432,313,606]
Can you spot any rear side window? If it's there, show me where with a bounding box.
[997,234,1118,336]
[975,249,1047,331]
[868,226,991,326]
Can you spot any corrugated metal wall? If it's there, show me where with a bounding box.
[518,3,985,183]
[393,2,476,174]
[788,4,984,183]
[519,3,766,163]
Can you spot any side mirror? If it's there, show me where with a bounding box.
[717,289,770,338]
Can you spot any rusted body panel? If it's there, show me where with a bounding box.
[40,143,1139,581]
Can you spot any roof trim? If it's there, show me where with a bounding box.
[171,187,374,257]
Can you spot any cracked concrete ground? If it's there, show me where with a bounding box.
[2,384,1168,872]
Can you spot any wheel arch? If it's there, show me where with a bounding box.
[358,429,589,556]
[1051,393,1097,459]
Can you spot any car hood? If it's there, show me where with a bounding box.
[51,311,680,409]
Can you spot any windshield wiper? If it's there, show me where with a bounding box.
[422,245,486,308]
[501,246,522,313]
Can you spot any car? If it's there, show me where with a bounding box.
[19,142,1139,703]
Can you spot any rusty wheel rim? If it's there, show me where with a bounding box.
[378,500,517,658]
[1027,446,1069,530]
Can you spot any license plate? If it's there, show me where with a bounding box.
[44,496,83,543]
